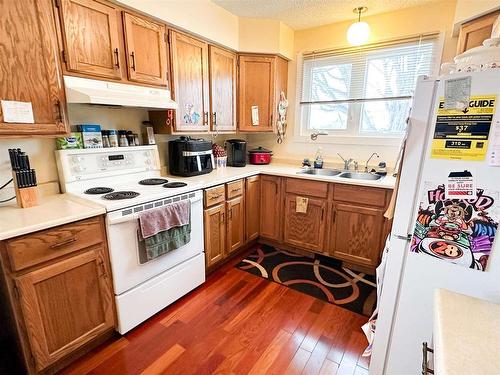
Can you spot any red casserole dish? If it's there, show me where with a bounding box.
[248,147,273,164]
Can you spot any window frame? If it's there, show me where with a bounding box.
[293,33,444,146]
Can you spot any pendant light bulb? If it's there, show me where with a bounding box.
[347,7,370,46]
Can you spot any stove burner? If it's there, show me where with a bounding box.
[163,182,188,188]
[84,187,114,195]
[103,191,140,200]
[139,178,169,186]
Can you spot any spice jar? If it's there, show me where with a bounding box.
[126,131,135,146]
[118,130,129,147]
[108,130,119,148]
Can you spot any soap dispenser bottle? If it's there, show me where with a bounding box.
[314,147,324,169]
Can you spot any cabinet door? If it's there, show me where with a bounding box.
[238,55,276,132]
[58,0,122,80]
[245,175,261,242]
[283,194,327,253]
[204,203,226,267]
[15,247,114,371]
[209,46,237,132]
[330,203,385,267]
[260,176,282,241]
[457,11,500,54]
[169,31,210,132]
[123,12,168,86]
[0,0,68,135]
[227,196,245,254]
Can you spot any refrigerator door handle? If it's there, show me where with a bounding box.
[394,234,412,242]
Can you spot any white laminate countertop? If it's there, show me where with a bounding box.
[164,163,396,190]
[0,194,106,241]
[434,289,500,375]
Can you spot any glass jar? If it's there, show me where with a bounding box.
[118,130,129,147]
[108,130,119,148]
[101,130,110,148]
[126,131,135,146]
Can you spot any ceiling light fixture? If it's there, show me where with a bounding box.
[347,6,370,46]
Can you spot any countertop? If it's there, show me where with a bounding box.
[0,163,394,241]
[0,194,106,241]
[434,289,500,375]
[164,163,396,190]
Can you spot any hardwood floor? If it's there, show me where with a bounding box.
[60,253,370,375]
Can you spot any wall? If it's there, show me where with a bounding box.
[117,0,239,50]
[247,0,459,168]
[239,18,294,59]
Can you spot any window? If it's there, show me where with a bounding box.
[300,35,439,137]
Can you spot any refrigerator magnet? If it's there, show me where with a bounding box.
[445,170,476,200]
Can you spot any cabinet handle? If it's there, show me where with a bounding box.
[421,342,434,375]
[213,112,217,126]
[221,212,225,224]
[228,208,233,220]
[274,182,278,195]
[332,210,336,223]
[271,113,274,127]
[231,188,241,193]
[49,237,77,249]
[209,194,222,200]
[114,48,120,69]
[321,208,324,221]
[204,111,209,126]
[130,51,136,71]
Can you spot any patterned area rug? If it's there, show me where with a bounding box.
[236,245,377,316]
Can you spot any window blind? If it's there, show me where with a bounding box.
[299,33,440,105]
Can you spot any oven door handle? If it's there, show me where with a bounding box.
[106,194,201,226]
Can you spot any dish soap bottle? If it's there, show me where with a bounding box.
[314,147,324,169]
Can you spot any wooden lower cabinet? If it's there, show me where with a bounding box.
[226,196,245,254]
[204,203,226,267]
[0,216,114,374]
[259,175,283,241]
[283,194,327,253]
[16,246,114,371]
[245,175,261,242]
[329,202,386,268]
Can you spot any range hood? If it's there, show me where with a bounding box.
[64,76,178,109]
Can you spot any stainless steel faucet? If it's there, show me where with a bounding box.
[337,153,354,171]
[310,132,328,141]
[365,152,380,172]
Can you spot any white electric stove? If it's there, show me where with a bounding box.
[56,145,206,334]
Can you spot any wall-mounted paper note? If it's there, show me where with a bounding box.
[1,100,34,123]
[251,105,259,126]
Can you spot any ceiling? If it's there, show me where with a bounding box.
[212,0,440,30]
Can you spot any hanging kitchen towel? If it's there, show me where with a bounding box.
[138,200,191,262]
[139,199,190,238]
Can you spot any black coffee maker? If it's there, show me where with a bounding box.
[225,139,247,167]
[168,137,214,176]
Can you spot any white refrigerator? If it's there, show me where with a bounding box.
[370,70,500,375]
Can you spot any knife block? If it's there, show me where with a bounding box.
[12,172,39,208]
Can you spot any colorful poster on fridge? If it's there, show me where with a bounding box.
[411,182,499,271]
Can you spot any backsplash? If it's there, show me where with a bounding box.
[0,105,244,202]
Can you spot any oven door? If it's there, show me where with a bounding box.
[105,190,204,295]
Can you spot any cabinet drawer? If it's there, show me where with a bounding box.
[5,217,104,272]
[226,179,244,199]
[333,184,387,207]
[286,178,328,198]
[204,185,225,208]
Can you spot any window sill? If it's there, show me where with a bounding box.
[292,134,403,147]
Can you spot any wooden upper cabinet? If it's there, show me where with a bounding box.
[238,54,288,133]
[284,194,327,253]
[260,175,283,241]
[330,203,386,268]
[457,10,500,54]
[57,0,122,80]
[0,0,68,136]
[123,12,168,86]
[238,55,275,132]
[209,46,237,132]
[169,30,210,132]
[15,246,114,371]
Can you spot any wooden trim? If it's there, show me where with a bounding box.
[457,10,500,54]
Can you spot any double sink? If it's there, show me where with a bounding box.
[297,168,382,181]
